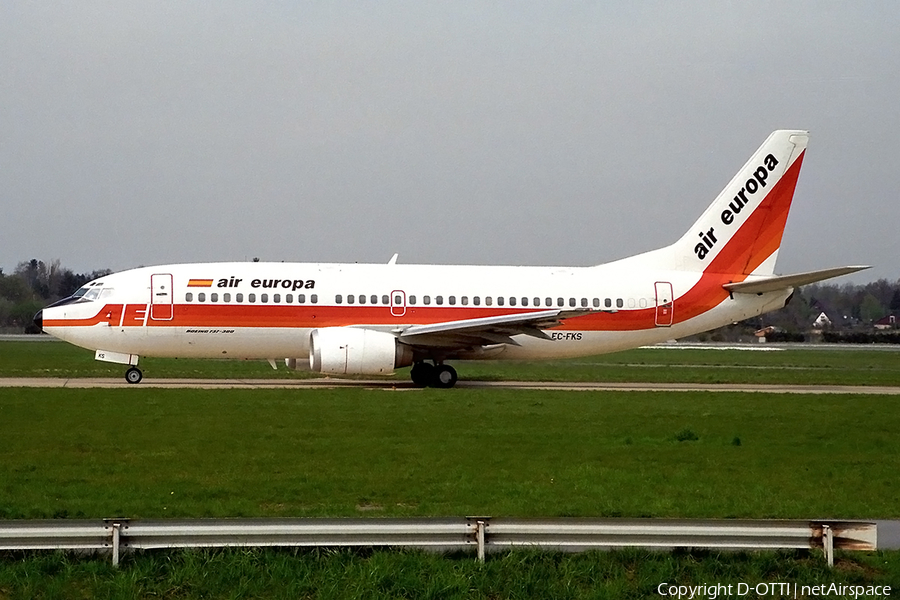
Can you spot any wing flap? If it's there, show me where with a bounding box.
[398,309,590,348]
[723,266,870,294]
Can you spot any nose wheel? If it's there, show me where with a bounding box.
[125,367,143,384]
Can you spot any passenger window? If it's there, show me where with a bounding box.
[347,295,354,304]
[593,298,600,308]
[274,294,280,303]
[409,295,416,305]
[581,298,588,307]
[236,293,243,303]
[521,297,528,307]
[486,297,493,306]
[286,294,293,303]
[639,298,648,308]
[311,294,318,304]
[605,298,612,308]
[534,297,540,307]
[382,295,389,304]
[335,295,342,304]
[449,296,456,305]
[394,294,402,304]
[558,298,564,307]
[224,293,231,302]
[298,294,305,303]
[497,297,504,306]
[461,296,468,306]
[569,298,576,307]
[211,293,218,302]
[261,294,268,303]
[616,298,624,308]
[423,295,431,305]
[198,292,206,302]
[358,295,365,304]
[249,293,256,303]
[185,292,193,302]
[628,298,636,308]
[545,298,552,307]
[436,296,444,305]
[371,295,378,304]
[474,296,481,306]
[509,297,516,306]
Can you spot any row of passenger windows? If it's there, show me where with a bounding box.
[185,292,319,304]
[184,291,649,309]
[335,294,644,309]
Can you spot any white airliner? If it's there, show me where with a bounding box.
[36,130,866,387]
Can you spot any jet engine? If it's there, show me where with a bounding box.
[309,327,413,375]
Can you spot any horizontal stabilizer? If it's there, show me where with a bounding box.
[723,266,870,294]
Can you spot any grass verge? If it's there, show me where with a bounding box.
[1,388,896,519]
[0,548,897,598]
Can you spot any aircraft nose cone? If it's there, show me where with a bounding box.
[33,309,43,332]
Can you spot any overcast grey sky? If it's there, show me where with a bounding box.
[1,2,897,283]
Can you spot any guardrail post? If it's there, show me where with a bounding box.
[476,520,486,563]
[823,524,834,568]
[111,522,121,567]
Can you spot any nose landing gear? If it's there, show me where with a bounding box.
[125,367,143,384]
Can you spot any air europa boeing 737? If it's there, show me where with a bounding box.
[35,130,867,387]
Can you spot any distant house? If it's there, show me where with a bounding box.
[874,315,897,330]
[812,312,832,329]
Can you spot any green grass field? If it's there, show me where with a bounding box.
[2,343,899,595]
[4,339,900,385]
[2,548,897,599]
[1,387,896,520]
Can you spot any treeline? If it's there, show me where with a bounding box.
[0,259,111,333]
[758,279,900,332]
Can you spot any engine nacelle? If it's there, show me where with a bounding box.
[309,327,413,375]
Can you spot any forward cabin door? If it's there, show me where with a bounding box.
[654,281,674,327]
[150,273,174,321]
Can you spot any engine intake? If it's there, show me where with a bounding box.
[309,327,413,375]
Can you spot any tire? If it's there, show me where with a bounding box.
[431,364,457,389]
[410,362,434,387]
[125,367,143,384]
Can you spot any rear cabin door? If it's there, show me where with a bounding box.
[150,273,174,321]
[654,281,674,327]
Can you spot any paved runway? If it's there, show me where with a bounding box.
[2,377,900,394]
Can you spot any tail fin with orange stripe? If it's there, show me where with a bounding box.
[671,130,809,276]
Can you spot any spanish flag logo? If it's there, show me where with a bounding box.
[187,279,214,288]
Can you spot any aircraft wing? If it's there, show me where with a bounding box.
[723,266,870,294]
[398,309,591,348]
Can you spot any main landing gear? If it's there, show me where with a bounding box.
[125,367,143,384]
[410,362,458,389]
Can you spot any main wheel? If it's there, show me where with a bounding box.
[410,362,435,387]
[431,364,458,389]
[125,367,143,384]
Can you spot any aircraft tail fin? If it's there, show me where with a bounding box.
[671,130,809,276]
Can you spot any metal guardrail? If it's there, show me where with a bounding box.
[0,518,876,567]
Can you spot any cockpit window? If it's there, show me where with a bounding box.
[72,285,103,301]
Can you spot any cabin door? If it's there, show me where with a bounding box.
[150,273,174,321]
[654,281,674,327]
[390,290,406,317]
